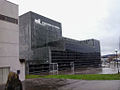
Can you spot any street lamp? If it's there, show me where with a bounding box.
[115,49,119,74]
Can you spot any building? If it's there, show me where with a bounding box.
[51,38,101,70]
[0,0,25,84]
[19,11,101,74]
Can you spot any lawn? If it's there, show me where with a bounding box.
[26,74,120,80]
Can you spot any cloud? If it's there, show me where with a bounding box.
[96,0,120,55]
[8,0,120,55]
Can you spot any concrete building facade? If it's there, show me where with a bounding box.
[0,0,25,84]
[19,11,62,62]
[19,11,101,74]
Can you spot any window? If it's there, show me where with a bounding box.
[0,14,18,24]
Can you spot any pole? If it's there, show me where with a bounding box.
[115,50,119,74]
[71,62,74,74]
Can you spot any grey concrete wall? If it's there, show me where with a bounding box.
[30,11,62,48]
[19,11,62,61]
[19,12,33,60]
[0,0,18,18]
[0,0,25,83]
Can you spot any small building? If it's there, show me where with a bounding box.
[0,0,25,84]
[19,11,101,74]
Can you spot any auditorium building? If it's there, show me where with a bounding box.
[19,11,101,74]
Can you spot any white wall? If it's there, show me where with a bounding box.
[0,0,18,18]
[0,0,25,83]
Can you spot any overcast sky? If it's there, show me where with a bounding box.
[8,0,120,55]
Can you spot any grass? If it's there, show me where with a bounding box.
[26,74,120,80]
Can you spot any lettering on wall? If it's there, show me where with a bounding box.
[35,19,60,30]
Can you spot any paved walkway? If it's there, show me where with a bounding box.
[58,80,120,90]
[24,78,120,90]
[0,78,120,90]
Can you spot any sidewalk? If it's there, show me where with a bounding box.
[58,79,120,90]
[24,78,120,90]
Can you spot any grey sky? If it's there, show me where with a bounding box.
[8,0,120,55]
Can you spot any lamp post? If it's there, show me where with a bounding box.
[115,49,119,74]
